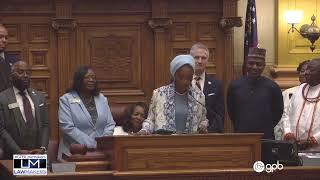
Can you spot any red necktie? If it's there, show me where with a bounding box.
[19,91,34,127]
[195,76,201,91]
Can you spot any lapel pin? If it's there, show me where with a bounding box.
[70,98,81,104]
[208,81,212,85]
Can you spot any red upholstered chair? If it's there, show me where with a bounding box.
[0,148,3,159]
[109,103,127,126]
[47,140,59,163]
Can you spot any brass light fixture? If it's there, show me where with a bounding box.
[286,10,320,52]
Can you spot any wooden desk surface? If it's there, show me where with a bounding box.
[97,133,262,171]
[2,160,320,180]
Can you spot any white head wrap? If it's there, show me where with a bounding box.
[170,55,195,77]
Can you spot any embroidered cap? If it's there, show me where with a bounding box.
[248,47,266,60]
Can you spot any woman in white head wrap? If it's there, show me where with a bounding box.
[138,55,208,134]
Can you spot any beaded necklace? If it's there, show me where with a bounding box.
[295,84,320,140]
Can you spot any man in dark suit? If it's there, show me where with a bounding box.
[0,61,49,159]
[190,42,225,133]
[0,24,18,92]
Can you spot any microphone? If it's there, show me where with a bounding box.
[188,91,207,111]
[188,91,222,117]
[188,91,223,132]
[153,129,175,135]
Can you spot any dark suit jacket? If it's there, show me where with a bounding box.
[203,74,225,133]
[0,162,16,180]
[0,87,49,159]
[0,53,18,92]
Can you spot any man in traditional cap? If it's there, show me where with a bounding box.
[190,42,224,133]
[227,47,283,139]
[282,58,320,149]
[138,54,208,134]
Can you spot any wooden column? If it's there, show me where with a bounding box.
[220,0,242,132]
[52,0,76,96]
[148,0,172,88]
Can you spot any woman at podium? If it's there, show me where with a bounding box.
[138,55,208,135]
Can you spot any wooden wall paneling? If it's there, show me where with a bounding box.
[221,0,239,133]
[1,0,241,140]
[149,0,172,88]
[50,0,77,140]
[168,13,223,78]
[52,0,76,96]
[168,0,227,132]
[27,20,58,140]
[74,0,154,104]
[79,26,146,99]
[0,3,58,140]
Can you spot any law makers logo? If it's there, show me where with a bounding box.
[13,154,47,175]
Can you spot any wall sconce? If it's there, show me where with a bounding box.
[285,10,320,52]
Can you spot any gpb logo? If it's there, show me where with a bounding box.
[253,161,265,172]
[253,161,283,173]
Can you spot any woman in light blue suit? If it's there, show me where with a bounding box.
[58,66,115,159]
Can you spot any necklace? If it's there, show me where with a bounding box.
[80,95,94,104]
[295,84,320,140]
[175,91,187,95]
[302,84,320,102]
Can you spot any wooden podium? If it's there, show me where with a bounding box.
[96,133,262,172]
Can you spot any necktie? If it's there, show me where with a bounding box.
[195,76,201,91]
[19,91,34,127]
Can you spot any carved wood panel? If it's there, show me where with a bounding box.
[75,8,154,103]
[1,0,237,139]
[168,2,224,79]
[125,146,252,171]
[89,33,138,86]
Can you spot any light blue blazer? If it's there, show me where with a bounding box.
[58,91,115,158]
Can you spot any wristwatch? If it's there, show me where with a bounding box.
[40,146,47,154]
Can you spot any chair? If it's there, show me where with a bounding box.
[109,103,127,126]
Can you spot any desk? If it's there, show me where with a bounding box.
[1,160,320,180]
[2,134,320,180]
[96,133,262,171]
[18,167,320,180]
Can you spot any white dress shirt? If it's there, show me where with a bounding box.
[192,72,205,92]
[113,126,129,136]
[13,86,35,122]
[274,86,299,140]
[0,52,4,59]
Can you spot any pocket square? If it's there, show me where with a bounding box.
[8,103,19,109]
[39,103,44,107]
[208,93,215,96]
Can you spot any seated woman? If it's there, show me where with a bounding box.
[113,102,148,135]
[139,55,208,134]
[58,66,115,159]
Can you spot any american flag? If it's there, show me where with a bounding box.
[243,0,258,75]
